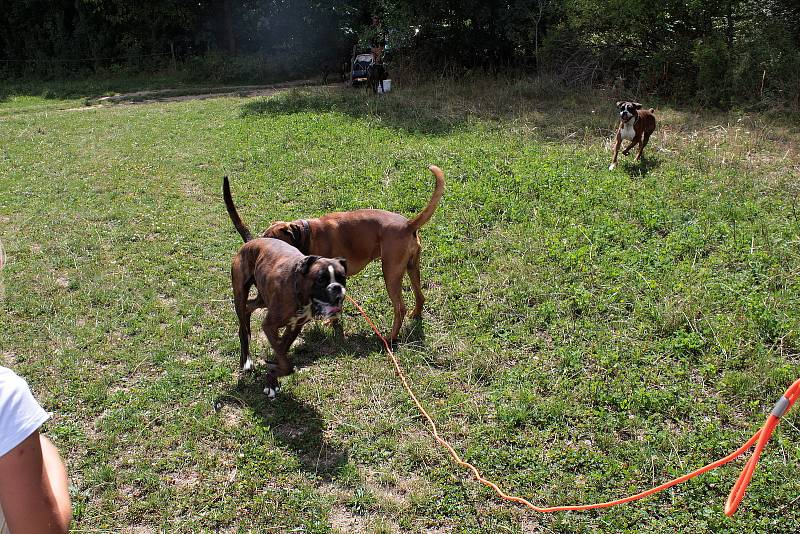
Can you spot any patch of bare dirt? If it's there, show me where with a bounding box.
[329,505,369,534]
[73,79,332,109]
[0,351,17,366]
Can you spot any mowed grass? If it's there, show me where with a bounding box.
[1,80,799,533]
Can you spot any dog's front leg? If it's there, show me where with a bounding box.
[262,321,302,398]
[621,138,638,156]
[275,324,303,360]
[609,133,622,170]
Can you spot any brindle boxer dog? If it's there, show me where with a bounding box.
[228,224,347,397]
[609,101,656,170]
[223,166,445,342]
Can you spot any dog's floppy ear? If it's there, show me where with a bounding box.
[334,257,347,273]
[299,255,320,274]
[286,222,303,244]
[265,221,302,245]
[264,221,287,237]
[615,101,624,108]
[633,102,642,109]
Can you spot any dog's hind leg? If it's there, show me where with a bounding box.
[407,250,425,319]
[232,267,254,371]
[236,305,252,370]
[636,132,652,161]
[246,296,264,313]
[382,255,408,342]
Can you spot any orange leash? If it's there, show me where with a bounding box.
[345,295,799,516]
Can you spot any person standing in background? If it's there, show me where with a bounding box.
[366,14,387,64]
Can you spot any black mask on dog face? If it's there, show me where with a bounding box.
[300,256,347,318]
[616,101,641,122]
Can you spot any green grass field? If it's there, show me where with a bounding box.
[1,80,799,533]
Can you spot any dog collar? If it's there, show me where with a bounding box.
[298,219,311,255]
[292,257,309,312]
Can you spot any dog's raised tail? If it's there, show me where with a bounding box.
[222,176,253,242]
[409,165,445,231]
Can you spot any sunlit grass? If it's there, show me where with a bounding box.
[1,81,798,533]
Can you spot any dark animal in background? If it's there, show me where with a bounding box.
[224,178,348,398]
[609,101,657,170]
[367,62,388,94]
[321,59,349,84]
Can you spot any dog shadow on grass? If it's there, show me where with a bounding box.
[292,310,428,365]
[292,322,381,368]
[619,156,662,177]
[214,313,427,480]
[212,322,385,480]
[399,316,426,347]
[217,374,349,482]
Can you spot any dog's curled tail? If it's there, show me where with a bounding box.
[222,176,253,243]
[408,165,445,231]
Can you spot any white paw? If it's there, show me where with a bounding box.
[608,163,616,171]
[242,358,253,372]
[263,387,277,399]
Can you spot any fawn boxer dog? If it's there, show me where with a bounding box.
[609,101,656,170]
[226,187,348,397]
[224,165,445,342]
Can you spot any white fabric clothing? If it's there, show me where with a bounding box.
[0,367,51,533]
[0,366,49,458]
[0,504,8,534]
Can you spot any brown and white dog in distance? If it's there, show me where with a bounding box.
[224,166,445,343]
[609,101,656,170]
[226,186,348,397]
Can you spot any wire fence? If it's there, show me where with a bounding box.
[0,52,172,64]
